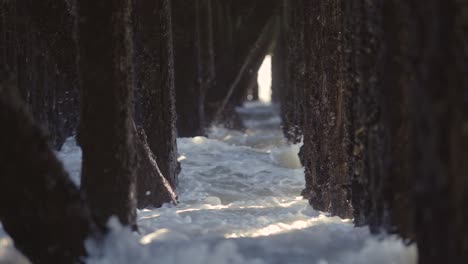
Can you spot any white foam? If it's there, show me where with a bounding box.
[0,103,416,264]
[56,137,83,186]
[269,141,303,169]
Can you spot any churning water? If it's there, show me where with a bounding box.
[0,102,416,264]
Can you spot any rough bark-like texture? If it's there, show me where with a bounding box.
[376,1,468,261]
[299,0,353,218]
[277,0,468,261]
[344,0,416,236]
[135,127,178,209]
[0,82,95,264]
[0,0,79,149]
[346,4,468,262]
[133,0,179,189]
[77,0,137,230]
[342,0,371,228]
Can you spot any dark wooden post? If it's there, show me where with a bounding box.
[1,0,79,149]
[76,0,137,230]
[172,0,217,137]
[299,0,353,218]
[133,0,179,189]
[206,0,278,128]
[0,82,95,264]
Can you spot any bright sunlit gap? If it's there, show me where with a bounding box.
[258,55,272,103]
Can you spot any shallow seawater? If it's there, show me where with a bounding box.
[0,102,417,264]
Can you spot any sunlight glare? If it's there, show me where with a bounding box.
[140,229,171,244]
[258,55,272,103]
